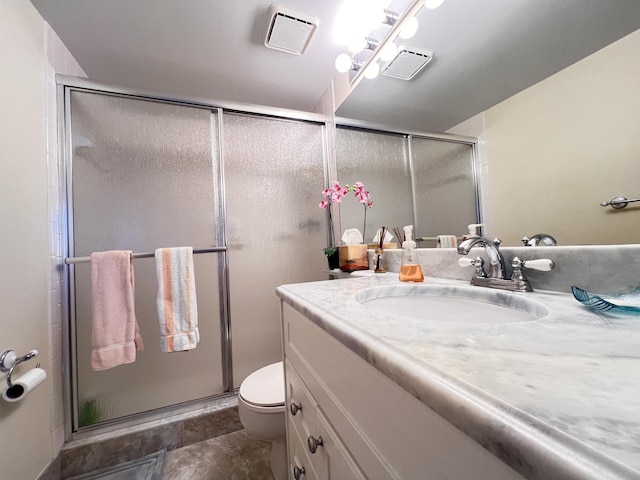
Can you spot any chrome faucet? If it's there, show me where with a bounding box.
[522,233,557,246]
[458,234,555,292]
[457,236,507,280]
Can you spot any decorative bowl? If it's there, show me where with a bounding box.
[571,286,640,314]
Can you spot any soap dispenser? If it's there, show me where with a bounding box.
[399,225,424,282]
[464,223,484,240]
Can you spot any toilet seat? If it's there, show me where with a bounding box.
[239,362,285,410]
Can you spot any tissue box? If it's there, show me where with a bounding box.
[338,245,368,272]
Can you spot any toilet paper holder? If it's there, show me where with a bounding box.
[0,349,39,388]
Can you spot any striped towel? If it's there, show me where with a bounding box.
[436,235,458,248]
[155,247,199,352]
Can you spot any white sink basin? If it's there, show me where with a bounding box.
[356,285,549,324]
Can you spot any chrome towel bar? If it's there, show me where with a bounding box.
[64,247,226,265]
[600,196,640,210]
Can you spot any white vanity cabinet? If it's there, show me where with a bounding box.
[281,301,526,480]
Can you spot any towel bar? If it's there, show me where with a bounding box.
[416,236,464,242]
[600,196,640,209]
[64,247,226,265]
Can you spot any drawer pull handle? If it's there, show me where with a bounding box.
[290,402,302,416]
[307,434,324,454]
[293,465,306,480]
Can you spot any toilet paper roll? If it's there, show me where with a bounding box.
[2,367,47,402]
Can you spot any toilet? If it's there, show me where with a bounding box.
[238,361,287,480]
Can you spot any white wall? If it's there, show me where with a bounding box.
[0,2,84,478]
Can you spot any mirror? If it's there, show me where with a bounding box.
[336,1,640,246]
[335,126,478,248]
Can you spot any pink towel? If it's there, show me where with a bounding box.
[90,250,144,370]
[155,247,199,352]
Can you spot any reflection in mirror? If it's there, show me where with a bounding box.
[336,127,413,246]
[336,126,478,247]
[411,136,477,245]
[336,2,640,245]
[480,29,640,246]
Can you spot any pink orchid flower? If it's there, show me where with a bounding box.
[319,180,372,247]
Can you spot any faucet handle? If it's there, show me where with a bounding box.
[458,256,488,278]
[458,257,474,267]
[522,258,555,271]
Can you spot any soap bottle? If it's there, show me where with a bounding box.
[399,225,424,282]
[463,223,484,240]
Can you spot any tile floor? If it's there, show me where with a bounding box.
[161,429,274,480]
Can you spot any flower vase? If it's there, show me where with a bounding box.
[326,249,340,270]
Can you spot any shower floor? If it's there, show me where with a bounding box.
[161,429,273,479]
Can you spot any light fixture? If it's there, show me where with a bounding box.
[379,41,398,61]
[335,53,355,73]
[398,16,419,39]
[347,36,368,54]
[333,0,430,79]
[382,9,399,26]
[424,0,445,9]
[364,62,380,79]
[334,0,391,47]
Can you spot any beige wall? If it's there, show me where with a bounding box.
[0,2,53,478]
[1,2,85,478]
[483,29,640,246]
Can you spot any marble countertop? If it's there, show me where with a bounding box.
[276,274,640,480]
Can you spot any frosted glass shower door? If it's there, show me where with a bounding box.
[411,137,478,240]
[223,113,327,387]
[336,127,414,244]
[68,91,224,428]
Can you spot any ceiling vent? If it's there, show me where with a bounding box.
[382,46,434,80]
[264,4,319,55]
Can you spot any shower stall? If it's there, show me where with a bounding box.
[60,80,328,433]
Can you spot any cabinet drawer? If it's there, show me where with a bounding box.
[285,359,319,439]
[286,360,324,478]
[288,422,319,480]
[315,408,367,480]
[287,360,367,480]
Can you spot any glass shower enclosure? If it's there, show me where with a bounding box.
[63,85,327,432]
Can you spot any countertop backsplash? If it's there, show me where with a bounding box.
[373,244,640,295]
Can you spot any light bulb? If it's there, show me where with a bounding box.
[379,42,398,61]
[424,0,444,9]
[347,36,367,54]
[399,16,418,39]
[364,62,380,79]
[335,53,353,73]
